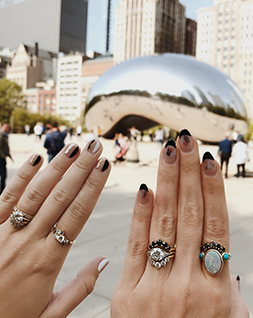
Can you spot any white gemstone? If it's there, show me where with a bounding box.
[155,262,161,268]
[150,248,169,262]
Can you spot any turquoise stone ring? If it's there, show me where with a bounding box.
[200,242,231,276]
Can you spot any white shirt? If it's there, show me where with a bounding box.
[232,141,249,165]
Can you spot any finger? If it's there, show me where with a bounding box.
[176,129,204,265]
[33,140,104,235]
[0,153,43,224]
[120,184,154,287]
[201,151,231,277]
[231,276,250,318]
[39,257,109,318]
[46,157,111,249]
[150,139,179,249]
[10,143,81,228]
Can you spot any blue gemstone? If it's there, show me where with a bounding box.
[224,253,229,260]
[200,252,203,259]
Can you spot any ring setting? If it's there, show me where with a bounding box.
[53,225,75,246]
[10,206,33,228]
[200,242,231,276]
[147,239,176,269]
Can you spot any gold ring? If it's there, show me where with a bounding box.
[10,206,33,229]
[147,239,176,269]
[53,224,75,246]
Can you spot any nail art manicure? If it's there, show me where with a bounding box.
[236,275,241,292]
[30,154,41,166]
[98,259,109,273]
[96,158,110,172]
[179,129,193,153]
[202,151,217,176]
[139,183,149,203]
[164,139,177,164]
[65,143,79,158]
[87,140,100,154]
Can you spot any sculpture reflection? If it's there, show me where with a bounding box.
[85,54,248,143]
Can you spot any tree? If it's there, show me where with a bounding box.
[0,78,27,123]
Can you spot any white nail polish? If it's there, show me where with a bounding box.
[98,259,109,273]
[65,143,77,155]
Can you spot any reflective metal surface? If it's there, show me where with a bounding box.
[85,53,248,142]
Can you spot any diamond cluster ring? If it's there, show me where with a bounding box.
[200,241,231,276]
[10,206,33,229]
[147,239,176,269]
[53,225,75,246]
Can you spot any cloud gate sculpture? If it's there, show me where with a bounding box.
[84,53,248,143]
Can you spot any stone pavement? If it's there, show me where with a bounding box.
[5,133,253,318]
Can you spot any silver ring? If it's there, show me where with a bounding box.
[53,225,75,246]
[10,206,33,229]
[147,240,176,269]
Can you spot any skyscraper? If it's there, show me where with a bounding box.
[113,0,186,64]
[197,0,253,117]
[0,0,88,54]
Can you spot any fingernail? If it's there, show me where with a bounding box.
[87,140,100,154]
[98,259,109,273]
[202,151,217,176]
[164,139,177,164]
[96,158,110,172]
[139,183,149,203]
[179,129,193,153]
[30,154,41,166]
[65,143,79,158]
[237,275,241,292]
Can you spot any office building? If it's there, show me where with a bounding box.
[185,19,197,56]
[113,0,186,64]
[0,0,88,54]
[197,0,253,117]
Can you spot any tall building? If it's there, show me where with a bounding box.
[185,18,197,56]
[197,0,253,117]
[0,0,88,54]
[113,0,187,64]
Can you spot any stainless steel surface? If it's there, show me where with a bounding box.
[85,53,248,142]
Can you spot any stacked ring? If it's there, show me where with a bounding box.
[147,239,176,269]
[200,241,231,276]
[53,225,75,246]
[10,206,33,229]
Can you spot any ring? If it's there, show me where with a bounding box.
[147,239,176,269]
[200,242,231,276]
[53,225,75,246]
[10,206,33,228]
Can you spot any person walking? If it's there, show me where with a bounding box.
[232,135,249,178]
[155,127,165,149]
[44,121,66,162]
[0,123,12,194]
[218,133,233,178]
[34,122,43,141]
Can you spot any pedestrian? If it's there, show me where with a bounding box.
[232,135,249,178]
[69,126,73,139]
[76,125,82,137]
[148,129,154,142]
[155,126,165,148]
[43,121,66,162]
[24,124,30,136]
[218,133,233,178]
[34,122,43,141]
[0,123,12,194]
[129,126,140,141]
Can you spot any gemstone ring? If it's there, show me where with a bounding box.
[10,206,33,229]
[200,242,231,276]
[53,224,75,247]
[147,239,176,269]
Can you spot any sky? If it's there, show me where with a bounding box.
[86,0,215,54]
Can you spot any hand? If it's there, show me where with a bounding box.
[231,277,250,318]
[111,130,249,318]
[0,140,111,318]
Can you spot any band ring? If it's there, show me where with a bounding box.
[10,206,33,229]
[147,239,176,269]
[200,241,231,276]
[53,224,75,246]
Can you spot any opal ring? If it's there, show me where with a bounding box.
[53,224,75,246]
[10,206,33,229]
[147,239,176,269]
[200,242,231,276]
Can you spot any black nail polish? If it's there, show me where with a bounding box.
[236,275,240,281]
[139,183,148,192]
[165,139,176,148]
[70,146,79,158]
[33,155,41,166]
[202,151,214,162]
[101,159,109,172]
[179,129,191,138]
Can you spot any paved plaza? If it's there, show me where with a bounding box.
[5,133,253,318]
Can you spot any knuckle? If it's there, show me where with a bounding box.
[180,203,202,230]
[128,238,147,259]
[205,214,229,242]
[83,277,96,296]
[156,215,176,238]
[0,189,17,204]
[51,188,72,207]
[50,160,66,174]
[67,200,87,224]
[85,176,100,193]
[25,186,45,203]
[75,159,90,173]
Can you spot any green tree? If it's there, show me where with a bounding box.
[0,78,27,123]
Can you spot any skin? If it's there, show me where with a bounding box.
[0,140,111,318]
[111,132,249,318]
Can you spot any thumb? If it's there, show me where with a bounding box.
[40,257,109,318]
[231,276,250,318]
